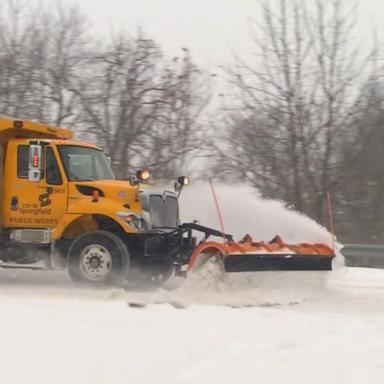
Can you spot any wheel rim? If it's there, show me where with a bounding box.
[79,244,113,281]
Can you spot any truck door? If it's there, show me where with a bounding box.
[5,143,68,228]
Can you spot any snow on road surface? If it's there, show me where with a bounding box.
[0,184,381,383]
[0,267,384,384]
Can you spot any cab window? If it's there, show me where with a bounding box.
[17,145,29,178]
[58,145,114,181]
[46,146,62,185]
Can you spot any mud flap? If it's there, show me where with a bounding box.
[224,254,334,272]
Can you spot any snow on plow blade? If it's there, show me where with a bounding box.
[223,235,335,272]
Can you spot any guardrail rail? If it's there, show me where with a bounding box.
[340,244,384,268]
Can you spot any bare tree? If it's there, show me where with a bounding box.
[0,0,46,118]
[38,4,89,127]
[336,74,384,243]
[72,32,168,178]
[143,49,210,179]
[0,1,209,182]
[73,34,208,179]
[215,0,373,225]
[0,1,88,126]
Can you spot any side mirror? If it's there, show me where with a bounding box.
[177,176,190,187]
[28,144,43,182]
[175,176,190,195]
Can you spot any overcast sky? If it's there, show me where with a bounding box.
[61,0,384,70]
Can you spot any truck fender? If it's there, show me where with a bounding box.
[53,212,130,240]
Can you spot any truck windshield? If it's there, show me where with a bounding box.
[58,145,115,181]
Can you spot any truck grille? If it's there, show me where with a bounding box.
[149,195,178,228]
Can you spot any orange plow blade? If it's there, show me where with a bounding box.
[224,235,335,272]
[188,234,335,273]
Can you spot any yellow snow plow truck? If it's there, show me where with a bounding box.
[0,116,335,286]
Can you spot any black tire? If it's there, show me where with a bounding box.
[67,230,130,285]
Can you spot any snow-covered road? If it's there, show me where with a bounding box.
[0,184,379,383]
[0,267,384,384]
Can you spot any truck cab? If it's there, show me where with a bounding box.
[0,116,188,285]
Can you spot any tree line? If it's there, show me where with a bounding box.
[1,0,383,243]
[0,0,208,180]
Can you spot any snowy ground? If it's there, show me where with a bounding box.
[1,184,381,383]
[1,266,384,384]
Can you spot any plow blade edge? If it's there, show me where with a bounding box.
[224,253,333,272]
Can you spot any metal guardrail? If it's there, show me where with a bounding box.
[340,244,384,269]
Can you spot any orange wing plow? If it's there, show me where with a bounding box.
[188,234,335,273]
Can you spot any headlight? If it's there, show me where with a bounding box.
[116,211,146,232]
[136,170,150,182]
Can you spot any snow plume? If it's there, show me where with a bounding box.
[175,182,345,300]
[179,181,333,246]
